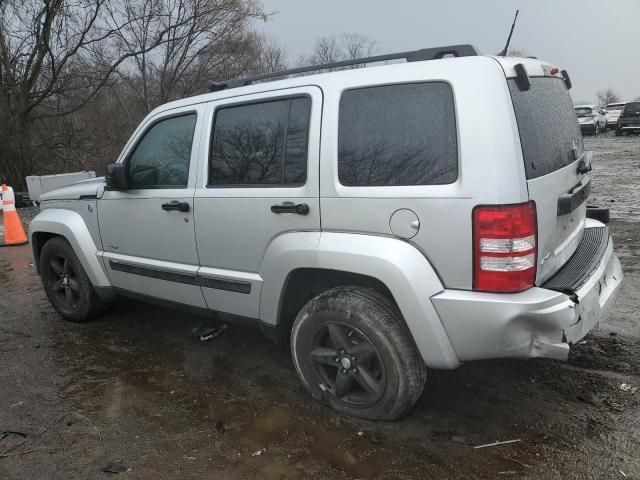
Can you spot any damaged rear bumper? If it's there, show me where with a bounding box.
[431,226,623,363]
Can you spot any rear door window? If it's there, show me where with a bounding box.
[509,78,583,179]
[209,97,311,186]
[338,82,458,187]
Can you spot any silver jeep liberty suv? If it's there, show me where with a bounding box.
[30,45,623,420]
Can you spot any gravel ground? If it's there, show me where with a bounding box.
[1,133,639,480]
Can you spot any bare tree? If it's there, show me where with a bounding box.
[342,33,376,60]
[0,0,265,187]
[114,0,265,109]
[310,35,342,64]
[301,33,377,72]
[597,88,620,106]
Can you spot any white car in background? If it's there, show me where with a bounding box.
[604,102,627,129]
[574,104,607,135]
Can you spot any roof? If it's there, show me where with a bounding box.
[148,45,559,117]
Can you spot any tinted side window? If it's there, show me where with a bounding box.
[338,83,457,187]
[509,78,582,179]
[209,97,311,186]
[623,102,640,116]
[126,114,196,189]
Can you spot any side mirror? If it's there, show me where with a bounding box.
[105,163,127,191]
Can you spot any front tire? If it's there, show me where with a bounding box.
[40,237,107,322]
[291,286,426,420]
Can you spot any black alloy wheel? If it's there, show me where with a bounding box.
[46,254,81,310]
[309,321,386,408]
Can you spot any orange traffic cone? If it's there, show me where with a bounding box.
[1,184,28,246]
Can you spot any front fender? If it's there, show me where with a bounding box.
[29,208,111,288]
[260,231,460,369]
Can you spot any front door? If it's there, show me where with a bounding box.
[193,87,322,319]
[99,104,207,307]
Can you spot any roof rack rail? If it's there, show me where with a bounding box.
[208,44,479,92]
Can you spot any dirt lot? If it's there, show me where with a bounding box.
[1,133,639,480]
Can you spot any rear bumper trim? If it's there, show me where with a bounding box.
[432,229,623,363]
[542,226,608,292]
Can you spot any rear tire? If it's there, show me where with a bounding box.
[291,286,427,420]
[615,128,622,137]
[40,237,108,322]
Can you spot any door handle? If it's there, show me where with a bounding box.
[270,202,309,215]
[161,200,190,212]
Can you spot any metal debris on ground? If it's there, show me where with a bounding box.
[474,439,522,449]
[192,323,228,342]
[619,383,638,394]
[102,462,129,474]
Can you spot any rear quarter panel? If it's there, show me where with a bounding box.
[318,57,529,289]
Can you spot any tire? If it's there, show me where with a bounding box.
[593,123,599,136]
[291,286,426,420]
[586,205,610,224]
[39,236,108,322]
[615,128,622,137]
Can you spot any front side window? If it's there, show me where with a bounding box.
[126,114,197,189]
[338,82,458,187]
[209,97,311,186]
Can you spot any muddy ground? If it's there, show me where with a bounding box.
[1,133,639,480]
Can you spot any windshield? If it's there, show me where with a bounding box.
[622,102,640,116]
[575,107,594,117]
[509,77,583,180]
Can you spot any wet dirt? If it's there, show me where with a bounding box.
[1,135,640,479]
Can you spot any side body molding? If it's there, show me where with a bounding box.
[259,231,460,369]
[28,208,111,288]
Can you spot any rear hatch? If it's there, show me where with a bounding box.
[508,76,589,284]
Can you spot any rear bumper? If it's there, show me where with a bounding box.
[431,226,623,363]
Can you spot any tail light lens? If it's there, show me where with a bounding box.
[473,202,537,293]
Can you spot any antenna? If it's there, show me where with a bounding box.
[498,10,519,56]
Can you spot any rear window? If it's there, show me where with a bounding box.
[575,107,593,117]
[509,78,583,180]
[606,103,624,110]
[338,82,457,187]
[622,102,640,116]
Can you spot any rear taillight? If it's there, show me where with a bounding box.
[473,202,537,293]
[620,105,626,117]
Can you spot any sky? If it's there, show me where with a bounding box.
[255,0,640,104]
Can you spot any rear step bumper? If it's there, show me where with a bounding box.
[431,223,623,364]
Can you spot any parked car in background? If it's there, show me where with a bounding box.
[616,101,640,136]
[575,104,607,135]
[605,102,627,129]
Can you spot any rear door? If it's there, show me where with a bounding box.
[193,87,322,319]
[508,76,589,283]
